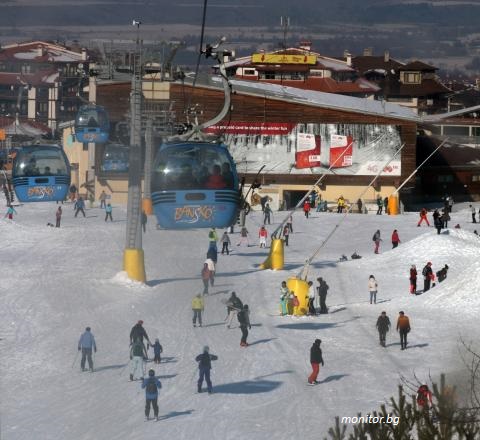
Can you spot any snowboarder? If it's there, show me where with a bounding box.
[307,339,324,385]
[130,320,151,348]
[368,275,378,304]
[376,195,383,215]
[192,293,204,327]
[286,215,293,232]
[55,206,62,228]
[237,226,249,247]
[410,265,417,294]
[280,281,289,316]
[201,263,211,295]
[376,311,391,347]
[141,210,147,233]
[303,199,311,218]
[396,311,411,350]
[372,229,382,254]
[317,277,329,314]
[152,338,163,364]
[471,205,477,223]
[78,326,97,372]
[130,337,148,381]
[263,203,272,225]
[436,264,449,283]
[258,225,268,248]
[204,257,215,286]
[142,369,162,421]
[422,262,434,292]
[307,281,316,315]
[238,304,251,347]
[220,231,231,255]
[195,346,218,394]
[282,224,290,246]
[391,229,400,248]
[105,203,113,222]
[99,190,107,209]
[74,196,86,217]
[417,208,430,227]
[5,205,17,220]
[225,291,243,328]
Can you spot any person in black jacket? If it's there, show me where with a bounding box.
[307,339,324,385]
[195,346,218,394]
[317,277,330,314]
[376,311,391,347]
[130,320,151,349]
[237,304,251,347]
[422,262,433,292]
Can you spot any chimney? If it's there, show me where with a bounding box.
[384,50,390,63]
[345,52,352,67]
[81,48,88,61]
[363,47,373,56]
[36,45,44,57]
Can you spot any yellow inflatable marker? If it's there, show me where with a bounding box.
[259,238,284,270]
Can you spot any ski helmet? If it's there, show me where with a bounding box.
[203,345,209,353]
[86,327,91,331]
[148,369,155,377]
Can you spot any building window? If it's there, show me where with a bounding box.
[264,71,275,79]
[21,64,31,74]
[402,72,421,84]
[243,69,256,75]
[437,175,453,183]
[472,175,480,182]
[444,126,470,136]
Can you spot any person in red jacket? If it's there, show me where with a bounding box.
[303,199,311,218]
[205,164,227,189]
[417,208,430,227]
[391,229,401,248]
[416,384,433,412]
[258,225,268,248]
[409,264,417,294]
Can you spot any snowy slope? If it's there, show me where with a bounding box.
[1,202,479,440]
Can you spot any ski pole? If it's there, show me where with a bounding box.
[119,358,132,376]
[71,350,80,369]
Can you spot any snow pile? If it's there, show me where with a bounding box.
[110,270,149,289]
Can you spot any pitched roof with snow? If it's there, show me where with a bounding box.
[0,41,86,64]
[399,60,437,71]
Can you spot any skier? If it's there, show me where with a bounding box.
[307,281,316,315]
[307,339,324,385]
[142,368,162,421]
[130,337,148,381]
[74,196,86,218]
[264,203,272,225]
[196,346,218,394]
[422,262,434,292]
[152,338,163,364]
[471,205,477,223]
[78,326,97,372]
[237,226,249,247]
[410,264,417,294]
[436,264,449,283]
[206,245,218,264]
[376,311,391,347]
[5,204,17,220]
[225,291,243,328]
[141,210,147,233]
[201,263,211,295]
[416,384,433,413]
[372,229,382,254]
[368,275,378,304]
[303,199,311,218]
[280,281,289,316]
[220,231,231,255]
[238,304,251,347]
[204,257,215,287]
[104,203,113,222]
[286,215,293,232]
[317,277,329,314]
[258,225,268,248]
[396,311,411,350]
[391,229,400,248]
[376,195,383,215]
[192,293,204,327]
[417,208,430,227]
[208,228,218,251]
[282,224,290,246]
[55,206,62,228]
[130,320,151,348]
[99,190,107,209]
[337,195,345,213]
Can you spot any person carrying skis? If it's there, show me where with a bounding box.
[396,311,411,350]
[204,257,215,286]
[55,206,62,227]
[436,264,449,283]
[282,224,290,246]
[220,231,231,255]
[201,263,211,295]
[317,277,329,314]
[195,346,218,394]
[74,196,86,218]
[258,225,268,248]
[410,264,417,294]
[238,304,251,347]
[280,281,289,316]
[376,311,391,347]
[152,338,163,364]
[192,293,204,327]
[105,203,113,222]
[307,339,324,385]
[303,199,311,218]
[263,202,272,225]
[5,204,17,220]
[78,326,97,372]
[417,208,430,227]
[391,229,400,248]
[372,229,382,254]
[130,320,151,348]
[142,368,162,421]
[130,337,148,381]
[368,275,378,304]
[307,281,316,315]
[422,262,434,292]
[225,291,243,328]
[237,226,250,247]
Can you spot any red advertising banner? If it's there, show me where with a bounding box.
[295,133,321,169]
[204,122,295,136]
[329,135,353,168]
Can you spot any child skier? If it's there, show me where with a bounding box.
[152,339,163,364]
[368,275,378,304]
[5,205,17,220]
[142,369,161,421]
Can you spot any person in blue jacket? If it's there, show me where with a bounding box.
[105,203,113,222]
[152,338,163,364]
[141,369,162,421]
[195,346,218,394]
[74,196,86,217]
[78,327,97,372]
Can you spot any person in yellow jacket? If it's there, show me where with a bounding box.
[337,196,345,213]
[192,294,205,327]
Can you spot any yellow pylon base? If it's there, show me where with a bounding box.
[388,195,399,216]
[287,277,309,316]
[123,248,146,283]
[259,238,284,270]
[142,198,153,215]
